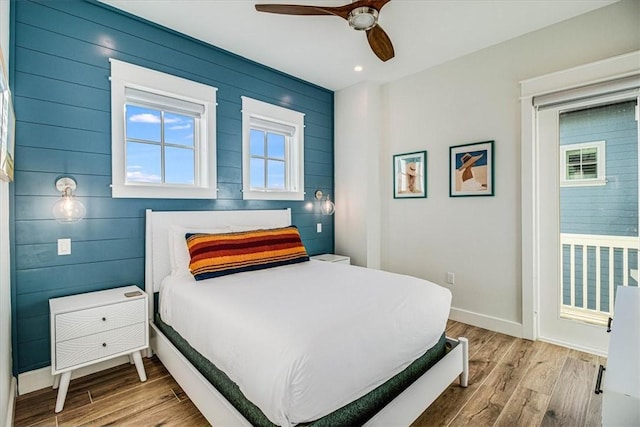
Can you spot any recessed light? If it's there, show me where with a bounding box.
[354,65,363,72]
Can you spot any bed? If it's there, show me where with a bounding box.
[144,208,468,426]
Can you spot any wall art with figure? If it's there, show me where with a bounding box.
[449,141,494,197]
[393,151,427,199]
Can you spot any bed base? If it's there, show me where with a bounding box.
[145,209,469,425]
[150,321,468,427]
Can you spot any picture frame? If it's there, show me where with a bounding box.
[449,140,494,197]
[0,47,14,182]
[393,150,427,199]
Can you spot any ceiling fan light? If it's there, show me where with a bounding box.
[348,7,378,31]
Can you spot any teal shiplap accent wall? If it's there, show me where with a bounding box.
[11,0,334,374]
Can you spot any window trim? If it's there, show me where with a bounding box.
[560,140,606,187]
[110,59,217,199]
[241,96,305,201]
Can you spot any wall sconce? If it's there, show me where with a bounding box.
[52,177,86,223]
[315,190,335,216]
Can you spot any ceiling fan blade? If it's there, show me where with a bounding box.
[325,0,392,19]
[366,25,394,61]
[256,0,393,21]
[358,0,392,12]
[255,4,335,16]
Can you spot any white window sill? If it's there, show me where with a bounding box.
[560,179,607,187]
[112,184,217,199]
[242,190,304,201]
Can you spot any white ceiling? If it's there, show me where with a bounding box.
[99,0,617,91]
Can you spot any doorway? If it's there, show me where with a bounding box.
[537,96,639,354]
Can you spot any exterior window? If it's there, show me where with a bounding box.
[242,97,304,201]
[560,141,606,187]
[110,59,217,199]
[250,128,286,190]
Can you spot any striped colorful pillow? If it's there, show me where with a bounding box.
[186,226,309,280]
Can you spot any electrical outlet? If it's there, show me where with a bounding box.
[446,272,455,284]
[316,223,322,233]
[58,238,71,256]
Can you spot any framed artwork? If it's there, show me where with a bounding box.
[393,150,427,199]
[0,47,14,182]
[449,140,494,197]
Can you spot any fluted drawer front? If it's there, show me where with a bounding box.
[55,299,145,342]
[55,322,146,370]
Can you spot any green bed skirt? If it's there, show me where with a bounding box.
[155,313,447,426]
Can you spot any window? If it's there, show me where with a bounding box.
[110,59,217,198]
[560,140,606,187]
[242,97,304,201]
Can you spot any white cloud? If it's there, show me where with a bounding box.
[169,123,192,131]
[129,113,160,124]
[127,170,161,183]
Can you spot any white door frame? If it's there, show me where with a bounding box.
[520,51,640,342]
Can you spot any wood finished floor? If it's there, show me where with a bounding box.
[15,320,604,427]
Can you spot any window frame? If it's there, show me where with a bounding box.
[241,96,305,201]
[560,140,606,187]
[110,59,217,199]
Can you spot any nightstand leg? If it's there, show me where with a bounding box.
[52,374,60,389]
[54,371,72,413]
[132,351,147,382]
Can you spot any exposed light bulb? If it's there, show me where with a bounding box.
[52,196,86,223]
[52,177,86,223]
[321,195,335,216]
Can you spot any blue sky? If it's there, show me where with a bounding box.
[249,129,285,190]
[126,105,288,189]
[126,105,195,184]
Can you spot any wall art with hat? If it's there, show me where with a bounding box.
[449,140,494,197]
[393,150,427,199]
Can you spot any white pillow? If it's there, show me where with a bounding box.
[169,225,231,275]
[229,224,284,232]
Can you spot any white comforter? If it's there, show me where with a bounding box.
[159,260,451,426]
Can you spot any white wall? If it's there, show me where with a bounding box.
[335,82,382,269]
[336,0,640,336]
[0,0,14,424]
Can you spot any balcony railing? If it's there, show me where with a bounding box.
[560,233,638,325]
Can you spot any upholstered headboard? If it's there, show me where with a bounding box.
[144,209,292,294]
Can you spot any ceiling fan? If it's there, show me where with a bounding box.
[255,0,394,62]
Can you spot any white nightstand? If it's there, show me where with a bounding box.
[601,286,640,426]
[311,254,351,265]
[49,285,149,413]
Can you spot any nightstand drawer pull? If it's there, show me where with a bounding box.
[55,299,145,342]
[102,342,106,347]
[595,364,605,394]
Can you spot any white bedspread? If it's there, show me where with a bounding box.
[159,260,451,426]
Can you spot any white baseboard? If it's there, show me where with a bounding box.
[538,335,607,357]
[17,355,130,396]
[4,377,15,427]
[449,307,524,338]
